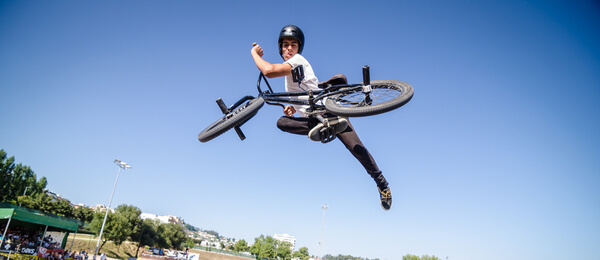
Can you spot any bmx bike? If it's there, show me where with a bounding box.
[198,65,413,143]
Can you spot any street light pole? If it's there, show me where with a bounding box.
[319,204,328,260]
[19,186,30,206]
[93,159,131,259]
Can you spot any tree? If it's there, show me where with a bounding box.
[0,150,18,202]
[233,239,249,252]
[249,235,277,258]
[112,205,142,248]
[73,206,95,222]
[249,236,263,257]
[0,149,46,203]
[51,198,73,217]
[90,210,113,251]
[249,235,277,259]
[157,223,186,250]
[184,239,196,250]
[276,241,293,260]
[89,205,138,251]
[293,247,310,260]
[23,192,52,212]
[402,255,440,260]
[133,219,159,257]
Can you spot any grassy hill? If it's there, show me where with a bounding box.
[66,234,252,260]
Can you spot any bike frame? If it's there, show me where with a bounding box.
[224,65,373,115]
[215,66,372,140]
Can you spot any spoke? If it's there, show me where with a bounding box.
[333,86,401,108]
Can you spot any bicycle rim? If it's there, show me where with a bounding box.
[324,80,413,117]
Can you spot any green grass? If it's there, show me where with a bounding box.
[66,234,140,259]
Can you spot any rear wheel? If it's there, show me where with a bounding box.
[198,97,264,142]
[324,80,413,117]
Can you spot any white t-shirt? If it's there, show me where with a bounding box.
[284,54,319,117]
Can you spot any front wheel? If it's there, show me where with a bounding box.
[324,80,413,117]
[198,97,264,142]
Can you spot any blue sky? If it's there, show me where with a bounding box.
[1,1,599,259]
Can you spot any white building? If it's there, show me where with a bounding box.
[141,213,182,224]
[274,233,296,252]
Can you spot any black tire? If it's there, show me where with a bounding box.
[324,80,413,117]
[198,97,264,142]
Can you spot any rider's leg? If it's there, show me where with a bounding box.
[276,116,317,135]
[336,120,388,189]
[337,120,392,210]
[277,115,391,210]
[278,115,386,187]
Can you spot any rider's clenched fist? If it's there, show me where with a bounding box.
[283,105,296,116]
[252,44,263,57]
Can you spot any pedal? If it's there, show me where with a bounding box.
[319,126,337,143]
[216,98,228,114]
[234,126,246,141]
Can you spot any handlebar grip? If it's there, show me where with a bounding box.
[362,65,370,86]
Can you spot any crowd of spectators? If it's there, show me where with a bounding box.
[47,250,90,260]
[69,250,90,260]
[1,224,95,259]
[0,224,65,251]
[0,225,43,247]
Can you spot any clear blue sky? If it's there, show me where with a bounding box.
[1,1,599,259]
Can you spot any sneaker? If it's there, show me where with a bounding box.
[308,117,348,142]
[378,187,392,210]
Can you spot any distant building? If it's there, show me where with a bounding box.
[141,213,183,224]
[90,204,114,213]
[274,233,296,252]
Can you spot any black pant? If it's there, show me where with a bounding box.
[276,116,388,189]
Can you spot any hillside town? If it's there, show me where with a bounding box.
[17,190,298,254]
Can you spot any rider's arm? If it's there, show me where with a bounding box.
[251,44,292,78]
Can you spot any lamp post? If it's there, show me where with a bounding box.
[19,186,30,206]
[318,204,328,260]
[93,159,131,259]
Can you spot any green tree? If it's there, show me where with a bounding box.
[0,150,16,201]
[73,206,95,222]
[249,235,276,258]
[259,235,276,259]
[276,241,292,260]
[157,223,186,250]
[51,198,73,217]
[184,239,196,250]
[0,150,46,203]
[90,205,137,251]
[111,205,142,248]
[249,236,263,257]
[293,247,310,260]
[90,210,113,251]
[23,192,52,212]
[402,255,440,260]
[133,219,159,257]
[233,239,249,252]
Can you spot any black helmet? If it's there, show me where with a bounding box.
[278,25,305,57]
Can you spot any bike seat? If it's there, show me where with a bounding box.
[318,74,348,89]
